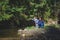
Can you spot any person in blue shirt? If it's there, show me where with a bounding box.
[38,17,44,28]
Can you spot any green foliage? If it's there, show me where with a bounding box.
[25,26,35,30]
[0,0,13,21]
[0,0,58,27]
[35,0,47,8]
[44,7,51,21]
[2,14,13,20]
[11,6,26,12]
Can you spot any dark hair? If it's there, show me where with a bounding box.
[39,17,44,20]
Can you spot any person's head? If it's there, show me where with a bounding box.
[39,17,42,20]
[39,17,43,20]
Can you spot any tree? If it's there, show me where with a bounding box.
[0,0,59,28]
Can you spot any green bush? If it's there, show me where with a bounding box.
[25,26,35,30]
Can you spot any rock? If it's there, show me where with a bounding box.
[18,28,46,37]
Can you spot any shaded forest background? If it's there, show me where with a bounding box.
[0,0,60,30]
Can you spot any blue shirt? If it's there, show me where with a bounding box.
[38,20,44,28]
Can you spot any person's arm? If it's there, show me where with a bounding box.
[42,21,44,26]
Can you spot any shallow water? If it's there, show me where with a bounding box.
[0,28,17,37]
